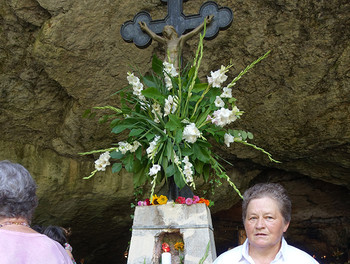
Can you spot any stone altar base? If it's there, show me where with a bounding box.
[127,203,216,264]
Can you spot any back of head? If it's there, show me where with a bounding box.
[242,182,292,224]
[0,160,38,221]
[43,225,68,247]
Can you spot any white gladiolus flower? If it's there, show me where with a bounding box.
[174,152,180,164]
[163,61,178,77]
[220,87,232,98]
[146,135,161,158]
[149,164,161,176]
[207,65,228,88]
[127,72,140,86]
[182,123,201,144]
[211,108,237,127]
[164,75,173,90]
[224,133,243,147]
[130,141,141,152]
[182,156,193,183]
[152,103,162,123]
[232,106,239,114]
[118,141,141,154]
[127,72,146,101]
[214,96,225,108]
[164,95,178,116]
[94,151,111,171]
[224,133,234,147]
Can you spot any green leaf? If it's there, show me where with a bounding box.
[174,170,186,189]
[181,147,193,156]
[166,139,173,161]
[165,164,175,177]
[142,75,157,88]
[133,162,148,187]
[142,87,164,101]
[165,114,182,131]
[162,158,168,172]
[194,160,204,175]
[82,109,96,119]
[175,129,183,144]
[129,128,144,137]
[192,83,208,93]
[146,133,155,141]
[196,107,212,126]
[187,66,196,80]
[247,132,254,139]
[123,155,134,172]
[112,163,122,173]
[241,130,247,140]
[203,164,210,182]
[193,143,210,163]
[189,94,201,102]
[232,130,240,137]
[110,118,121,127]
[110,151,123,159]
[152,55,163,75]
[135,146,143,160]
[112,125,130,134]
[228,97,237,104]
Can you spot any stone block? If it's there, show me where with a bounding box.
[127,203,216,264]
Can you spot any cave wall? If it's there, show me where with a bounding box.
[0,0,349,263]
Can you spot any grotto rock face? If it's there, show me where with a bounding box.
[0,0,349,263]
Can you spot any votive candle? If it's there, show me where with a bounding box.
[161,252,171,264]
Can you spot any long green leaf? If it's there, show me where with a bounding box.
[142,87,164,101]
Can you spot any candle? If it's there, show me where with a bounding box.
[161,252,171,264]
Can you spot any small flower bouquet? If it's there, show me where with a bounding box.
[81,26,277,199]
[137,194,211,207]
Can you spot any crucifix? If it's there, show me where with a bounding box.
[120,0,233,69]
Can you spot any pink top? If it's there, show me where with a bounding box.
[0,229,73,264]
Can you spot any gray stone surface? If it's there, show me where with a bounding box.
[128,203,216,264]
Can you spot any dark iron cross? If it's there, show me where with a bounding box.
[120,0,233,48]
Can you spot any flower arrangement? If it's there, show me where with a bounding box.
[80,25,278,199]
[137,194,211,207]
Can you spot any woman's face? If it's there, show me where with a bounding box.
[244,197,289,253]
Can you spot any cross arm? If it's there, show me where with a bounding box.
[181,15,214,42]
[139,21,167,44]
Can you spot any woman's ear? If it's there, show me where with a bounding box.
[283,221,290,233]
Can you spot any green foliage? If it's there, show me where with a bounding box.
[80,27,278,199]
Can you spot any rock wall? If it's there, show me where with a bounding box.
[0,0,349,263]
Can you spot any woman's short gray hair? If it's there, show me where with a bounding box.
[242,183,291,224]
[0,160,38,221]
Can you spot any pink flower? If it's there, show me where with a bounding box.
[193,195,200,204]
[185,198,193,205]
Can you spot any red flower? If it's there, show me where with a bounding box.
[145,199,151,206]
[175,196,186,204]
[162,243,170,252]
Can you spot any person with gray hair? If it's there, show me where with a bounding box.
[0,160,73,264]
[213,182,319,264]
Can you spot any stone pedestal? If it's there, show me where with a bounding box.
[127,203,216,264]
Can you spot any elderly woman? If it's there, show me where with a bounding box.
[0,160,73,264]
[213,183,319,264]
